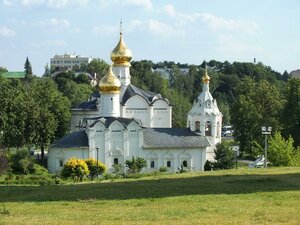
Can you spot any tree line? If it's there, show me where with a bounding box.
[0,57,299,162]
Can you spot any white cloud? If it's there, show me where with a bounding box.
[123,0,153,10]
[46,0,67,8]
[0,26,16,37]
[200,13,259,33]
[163,4,259,33]
[128,19,185,39]
[147,20,185,38]
[29,39,67,48]
[93,25,119,36]
[3,0,89,8]
[97,0,153,10]
[218,34,262,54]
[3,0,17,6]
[38,18,70,27]
[165,4,176,17]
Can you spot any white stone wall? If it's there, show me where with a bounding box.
[70,110,99,132]
[49,119,206,174]
[143,148,206,173]
[48,147,89,173]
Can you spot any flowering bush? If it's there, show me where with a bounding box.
[84,158,106,180]
[61,157,89,182]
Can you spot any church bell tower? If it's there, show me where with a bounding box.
[187,69,222,159]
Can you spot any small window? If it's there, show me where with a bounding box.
[167,161,171,168]
[114,158,119,165]
[205,121,212,136]
[59,160,64,167]
[195,121,200,132]
[150,161,155,168]
[182,160,188,167]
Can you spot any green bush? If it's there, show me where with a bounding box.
[213,142,235,170]
[267,132,300,166]
[8,149,35,174]
[84,158,106,180]
[125,157,147,174]
[0,174,56,185]
[61,157,90,182]
[32,164,49,175]
[204,160,213,171]
[159,166,168,173]
[0,152,9,174]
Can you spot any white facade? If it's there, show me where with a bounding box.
[48,118,208,174]
[187,70,222,161]
[50,54,92,69]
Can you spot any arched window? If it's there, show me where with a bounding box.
[113,158,119,165]
[206,100,211,108]
[167,161,171,168]
[195,121,200,132]
[150,161,155,168]
[205,121,212,136]
[182,160,188,167]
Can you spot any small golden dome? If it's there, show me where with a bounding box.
[99,66,121,94]
[110,32,132,66]
[202,69,210,84]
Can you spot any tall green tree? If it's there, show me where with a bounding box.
[0,67,8,73]
[231,77,283,156]
[43,63,51,77]
[268,132,297,166]
[24,57,33,79]
[213,141,235,169]
[0,78,28,148]
[86,59,109,80]
[28,78,71,160]
[281,78,300,147]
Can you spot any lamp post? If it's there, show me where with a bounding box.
[261,126,272,168]
[96,147,99,177]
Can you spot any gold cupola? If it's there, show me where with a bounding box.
[202,69,210,84]
[110,32,132,66]
[99,66,121,93]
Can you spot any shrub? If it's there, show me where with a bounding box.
[213,142,235,169]
[159,166,168,173]
[268,132,297,166]
[32,164,49,175]
[0,152,9,175]
[18,159,34,174]
[84,158,106,180]
[8,149,35,174]
[61,157,90,182]
[125,157,147,174]
[204,160,213,171]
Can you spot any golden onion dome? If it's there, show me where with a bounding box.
[99,66,121,94]
[110,32,132,66]
[202,69,210,84]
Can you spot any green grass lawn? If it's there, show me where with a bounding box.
[0,167,300,225]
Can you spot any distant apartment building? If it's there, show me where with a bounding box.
[50,54,92,70]
[154,67,190,81]
[290,69,300,78]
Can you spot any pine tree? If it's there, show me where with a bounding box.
[24,57,33,79]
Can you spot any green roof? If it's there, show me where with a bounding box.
[0,71,26,79]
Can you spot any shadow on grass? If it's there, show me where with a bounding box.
[0,173,299,202]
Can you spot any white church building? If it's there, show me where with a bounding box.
[48,32,222,174]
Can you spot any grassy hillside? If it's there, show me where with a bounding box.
[0,167,299,225]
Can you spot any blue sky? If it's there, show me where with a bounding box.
[0,0,299,76]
